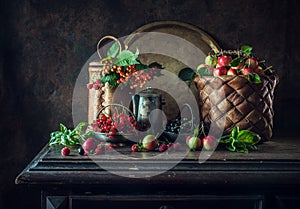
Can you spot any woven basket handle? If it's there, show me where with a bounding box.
[97,35,123,60]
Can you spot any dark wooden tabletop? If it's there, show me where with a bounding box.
[15,137,300,187]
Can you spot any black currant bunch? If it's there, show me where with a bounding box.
[164,116,192,134]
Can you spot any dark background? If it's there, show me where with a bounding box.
[1,0,299,208]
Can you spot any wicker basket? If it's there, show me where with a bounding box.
[194,74,279,141]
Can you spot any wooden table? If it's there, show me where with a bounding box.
[16,137,300,209]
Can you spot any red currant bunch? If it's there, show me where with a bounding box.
[125,67,158,89]
[91,114,117,137]
[86,79,103,90]
[91,113,136,138]
[112,112,136,134]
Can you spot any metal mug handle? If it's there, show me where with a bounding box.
[180,103,195,133]
[96,103,135,120]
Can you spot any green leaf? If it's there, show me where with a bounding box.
[178,68,196,81]
[219,126,261,153]
[231,125,239,139]
[107,41,120,58]
[50,131,60,137]
[61,135,67,146]
[114,49,140,66]
[101,73,119,88]
[230,57,243,67]
[225,137,237,152]
[74,122,88,131]
[197,65,213,76]
[237,130,261,145]
[49,141,58,146]
[248,73,262,84]
[60,124,67,133]
[241,45,253,56]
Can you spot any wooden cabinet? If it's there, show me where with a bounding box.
[44,195,264,209]
[16,138,300,209]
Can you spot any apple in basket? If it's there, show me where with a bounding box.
[227,68,238,75]
[217,55,232,67]
[214,66,228,76]
[245,57,258,69]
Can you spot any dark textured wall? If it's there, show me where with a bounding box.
[1,0,300,208]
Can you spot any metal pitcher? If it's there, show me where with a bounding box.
[132,88,165,131]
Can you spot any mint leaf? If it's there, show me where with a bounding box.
[237,130,261,145]
[248,73,261,84]
[219,126,261,153]
[231,125,239,139]
[241,45,253,56]
[60,123,67,133]
[107,41,120,58]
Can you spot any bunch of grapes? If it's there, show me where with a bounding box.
[125,67,158,89]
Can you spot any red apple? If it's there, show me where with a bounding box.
[242,68,254,75]
[245,57,258,69]
[227,68,238,75]
[82,138,98,153]
[186,136,202,150]
[213,66,228,76]
[203,135,218,151]
[142,134,158,151]
[217,55,232,67]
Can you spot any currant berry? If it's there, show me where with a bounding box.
[61,147,70,156]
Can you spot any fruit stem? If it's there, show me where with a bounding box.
[199,122,206,137]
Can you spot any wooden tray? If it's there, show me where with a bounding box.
[124,21,220,74]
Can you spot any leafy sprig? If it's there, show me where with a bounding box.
[218,125,261,153]
[49,122,87,147]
